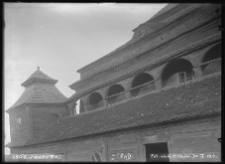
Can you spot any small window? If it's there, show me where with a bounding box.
[178,71,193,83]
[92,152,102,162]
[178,72,186,83]
[16,117,22,130]
[16,118,21,124]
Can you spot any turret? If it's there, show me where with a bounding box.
[6,67,69,147]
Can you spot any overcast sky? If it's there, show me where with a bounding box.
[4,3,167,154]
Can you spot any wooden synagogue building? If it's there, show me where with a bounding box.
[6,3,221,162]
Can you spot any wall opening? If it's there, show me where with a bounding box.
[130,72,154,97]
[145,142,169,162]
[73,100,80,114]
[71,99,81,115]
[161,59,194,87]
[107,84,125,104]
[16,116,22,130]
[88,92,103,110]
[201,43,221,75]
[76,99,84,114]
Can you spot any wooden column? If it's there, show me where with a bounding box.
[102,137,108,162]
[136,134,146,162]
[102,98,108,108]
[126,91,132,99]
[193,66,203,79]
[155,79,162,90]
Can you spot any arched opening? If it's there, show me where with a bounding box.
[161,59,194,87]
[71,99,81,114]
[201,43,221,75]
[75,99,84,114]
[88,92,103,110]
[107,84,125,104]
[130,72,154,97]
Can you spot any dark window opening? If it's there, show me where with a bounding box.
[178,72,185,83]
[107,84,125,104]
[201,43,221,75]
[145,142,169,162]
[130,73,154,97]
[161,59,193,87]
[88,92,103,110]
[89,92,102,106]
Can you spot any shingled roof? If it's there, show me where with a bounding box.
[23,73,221,146]
[21,67,58,87]
[76,4,180,73]
[7,67,67,110]
[147,3,179,21]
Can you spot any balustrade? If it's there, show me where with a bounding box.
[130,81,156,97]
[85,100,104,111]
[107,91,126,105]
[82,58,221,112]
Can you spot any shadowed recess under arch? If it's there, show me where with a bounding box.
[161,59,194,87]
[130,72,154,97]
[201,43,221,75]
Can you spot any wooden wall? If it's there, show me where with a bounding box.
[11,116,221,162]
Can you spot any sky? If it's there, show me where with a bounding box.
[4,3,167,155]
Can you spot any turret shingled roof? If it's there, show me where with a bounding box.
[21,66,58,87]
[7,67,67,111]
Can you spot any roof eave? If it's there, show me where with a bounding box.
[21,78,58,87]
[7,102,67,113]
[10,111,220,148]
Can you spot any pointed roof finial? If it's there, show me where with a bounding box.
[21,66,58,87]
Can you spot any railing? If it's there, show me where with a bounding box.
[186,73,193,81]
[85,100,104,111]
[83,58,221,111]
[199,58,221,76]
[106,91,126,105]
[130,80,156,97]
[197,58,221,68]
